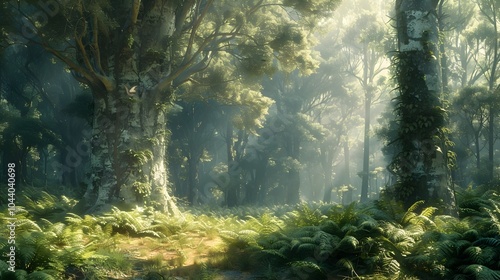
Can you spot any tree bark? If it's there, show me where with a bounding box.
[488,107,494,181]
[82,1,180,215]
[85,89,178,215]
[342,139,353,205]
[186,155,200,204]
[360,90,371,203]
[487,3,499,182]
[285,129,301,204]
[393,0,457,215]
[321,141,335,203]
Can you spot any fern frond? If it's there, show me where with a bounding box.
[268,240,289,250]
[336,236,359,252]
[387,259,400,275]
[320,220,340,235]
[296,243,317,255]
[464,246,483,264]
[15,219,42,232]
[405,200,425,215]
[27,270,58,279]
[336,258,357,276]
[256,249,288,260]
[289,260,323,276]
[437,239,457,258]
[473,238,500,248]
[462,264,500,280]
[421,207,437,219]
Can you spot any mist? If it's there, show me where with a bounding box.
[1,0,499,279]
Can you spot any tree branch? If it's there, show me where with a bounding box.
[131,0,141,25]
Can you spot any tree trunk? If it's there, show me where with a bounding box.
[437,0,449,95]
[488,107,494,181]
[321,142,334,203]
[286,132,301,204]
[287,169,301,204]
[80,1,180,215]
[487,3,499,182]
[186,155,199,204]
[394,0,457,215]
[343,139,353,205]
[360,90,371,203]
[85,89,178,215]
[475,131,481,171]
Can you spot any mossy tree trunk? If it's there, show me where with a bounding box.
[392,0,457,215]
[77,1,180,214]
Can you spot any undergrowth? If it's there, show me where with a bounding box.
[0,187,499,279]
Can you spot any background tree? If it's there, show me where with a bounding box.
[0,44,90,192]
[341,13,388,203]
[452,86,490,184]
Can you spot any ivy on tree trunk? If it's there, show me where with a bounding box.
[391,0,457,216]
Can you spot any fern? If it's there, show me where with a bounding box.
[289,260,324,279]
[20,189,77,221]
[286,203,329,227]
[336,258,358,277]
[473,238,500,248]
[336,235,359,252]
[464,246,484,265]
[461,264,500,280]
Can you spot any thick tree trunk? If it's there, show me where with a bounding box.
[81,1,180,215]
[394,0,457,215]
[86,89,179,215]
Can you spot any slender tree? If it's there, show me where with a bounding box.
[476,0,500,182]
[342,14,387,203]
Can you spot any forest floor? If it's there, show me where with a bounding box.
[4,187,500,279]
[113,232,255,279]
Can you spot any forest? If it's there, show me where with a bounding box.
[0,0,499,279]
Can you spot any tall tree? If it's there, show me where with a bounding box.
[342,14,387,203]
[391,0,457,215]
[1,0,339,213]
[476,0,500,181]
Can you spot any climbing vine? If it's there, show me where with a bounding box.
[388,49,456,209]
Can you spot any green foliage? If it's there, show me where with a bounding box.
[20,188,78,221]
[0,214,87,278]
[0,192,144,279]
[96,206,165,238]
[216,191,500,279]
[220,202,414,279]
[2,188,500,279]
[121,149,154,167]
[403,190,500,280]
